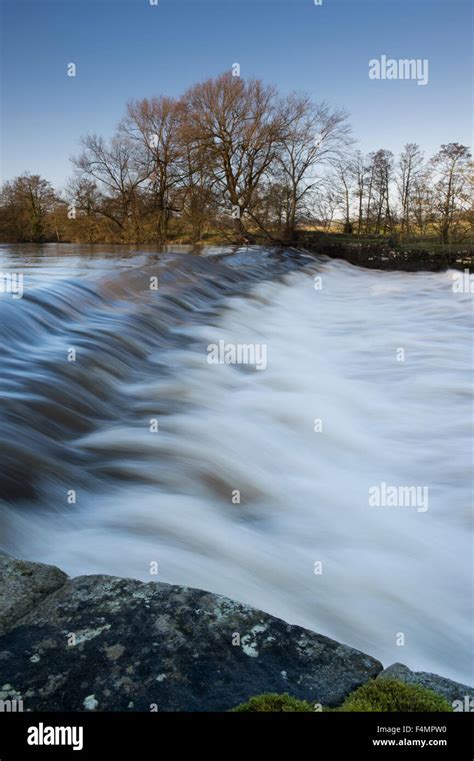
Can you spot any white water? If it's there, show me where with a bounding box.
[2,258,472,684]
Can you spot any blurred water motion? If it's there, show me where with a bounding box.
[0,243,472,684]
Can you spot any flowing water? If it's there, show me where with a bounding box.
[0,243,472,684]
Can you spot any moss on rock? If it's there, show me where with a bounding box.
[231,692,315,712]
[338,679,452,712]
[231,679,454,713]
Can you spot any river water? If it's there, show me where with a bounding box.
[0,243,472,685]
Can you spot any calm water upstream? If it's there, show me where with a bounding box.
[0,243,472,684]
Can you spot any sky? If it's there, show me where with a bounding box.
[1,0,472,191]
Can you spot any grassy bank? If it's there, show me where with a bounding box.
[295,231,474,271]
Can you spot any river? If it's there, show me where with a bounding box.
[0,243,471,685]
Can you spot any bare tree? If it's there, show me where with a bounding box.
[365,149,394,234]
[72,133,148,241]
[276,94,351,240]
[331,158,355,233]
[183,72,282,238]
[411,169,434,239]
[65,177,103,242]
[430,143,472,243]
[121,97,184,242]
[178,141,218,242]
[352,151,368,235]
[313,180,343,231]
[397,143,424,239]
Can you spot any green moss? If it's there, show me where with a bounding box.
[338,679,452,712]
[231,692,314,712]
[230,679,452,713]
[230,680,453,713]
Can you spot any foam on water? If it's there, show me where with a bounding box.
[1,249,472,683]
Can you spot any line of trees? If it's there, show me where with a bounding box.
[0,72,471,245]
[318,142,472,242]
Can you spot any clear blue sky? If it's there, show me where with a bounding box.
[1,0,472,190]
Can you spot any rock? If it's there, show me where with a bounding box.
[377,663,473,706]
[0,556,67,635]
[0,571,382,711]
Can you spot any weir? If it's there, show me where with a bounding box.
[0,244,471,686]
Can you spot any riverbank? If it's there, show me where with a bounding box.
[2,233,472,274]
[295,232,474,272]
[0,556,471,712]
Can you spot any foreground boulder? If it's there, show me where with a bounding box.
[0,555,67,636]
[377,663,473,706]
[0,569,383,711]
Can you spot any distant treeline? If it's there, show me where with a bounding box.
[0,72,472,245]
